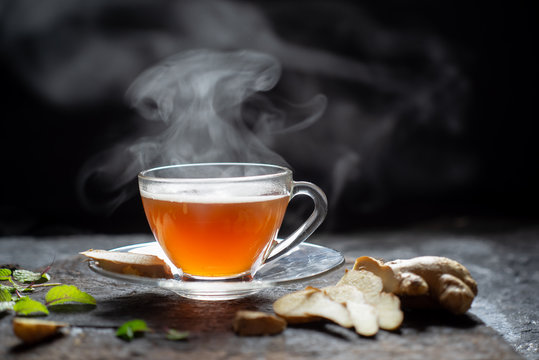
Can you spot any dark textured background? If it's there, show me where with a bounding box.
[1,0,537,236]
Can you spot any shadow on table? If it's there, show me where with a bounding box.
[286,309,480,340]
[94,291,482,337]
[401,309,480,331]
[9,333,66,354]
[93,291,275,332]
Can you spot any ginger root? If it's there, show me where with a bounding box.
[13,318,68,344]
[80,249,173,279]
[353,256,477,314]
[233,310,286,336]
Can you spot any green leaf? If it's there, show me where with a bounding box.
[13,269,50,284]
[166,329,189,341]
[0,288,12,302]
[45,285,96,306]
[13,297,49,316]
[116,319,149,341]
[0,284,15,293]
[0,301,15,313]
[0,268,12,281]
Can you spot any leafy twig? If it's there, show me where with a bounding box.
[1,266,96,316]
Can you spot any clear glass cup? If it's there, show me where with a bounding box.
[138,163,327,281]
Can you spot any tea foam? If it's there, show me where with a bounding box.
[140,189,288,204]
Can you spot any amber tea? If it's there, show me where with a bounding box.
[141,194,289,277]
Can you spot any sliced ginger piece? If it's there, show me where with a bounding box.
[274,273,403,336]
[346,301,378,336]
[272,287,320,324]
[337,269,384,303]
[375,292,404,330]
[354,256,477,315]
[273,286,352,328]
[80,249,173,279]
[350,256,400,293]
[336,269,403,331]
[323,284,378,336]
[233,310,286,336]
[13,318,68,344]
[298,290,352,328]
[323,283,366,304]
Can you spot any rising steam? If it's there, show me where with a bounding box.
[60,0,471,222]
[77,49,327,213]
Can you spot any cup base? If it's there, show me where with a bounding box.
[181,273,254,282]
[169,272,258,300]
[168,288,260,301]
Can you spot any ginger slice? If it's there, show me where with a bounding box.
[80,249,173,279]
[323,284,378,336]
[273,271,403,336]
[375,292,404,330]
[346,301,378,336]
[336,269,403,331]
[13,318,68,344]
[233,310,286,336]
[337,268,384,303]
[323,283,366,304]
[350,256,400,293]
[272,287,320,324]
[302,289,353,328]
[354,256,477,314]
[273,286,352,328]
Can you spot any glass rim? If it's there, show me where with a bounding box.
[138,162,292,183]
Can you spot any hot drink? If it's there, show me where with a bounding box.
[141,194,288,277]
[138,163,327,281]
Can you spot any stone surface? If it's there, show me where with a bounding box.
[1,221,537,359]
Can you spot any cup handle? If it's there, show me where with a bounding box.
[265,181,328,263]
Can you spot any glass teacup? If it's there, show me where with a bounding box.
[138,163,327,281]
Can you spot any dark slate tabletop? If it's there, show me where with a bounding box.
[1,219,538,360]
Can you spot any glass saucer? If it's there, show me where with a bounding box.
[87,241,344,301]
